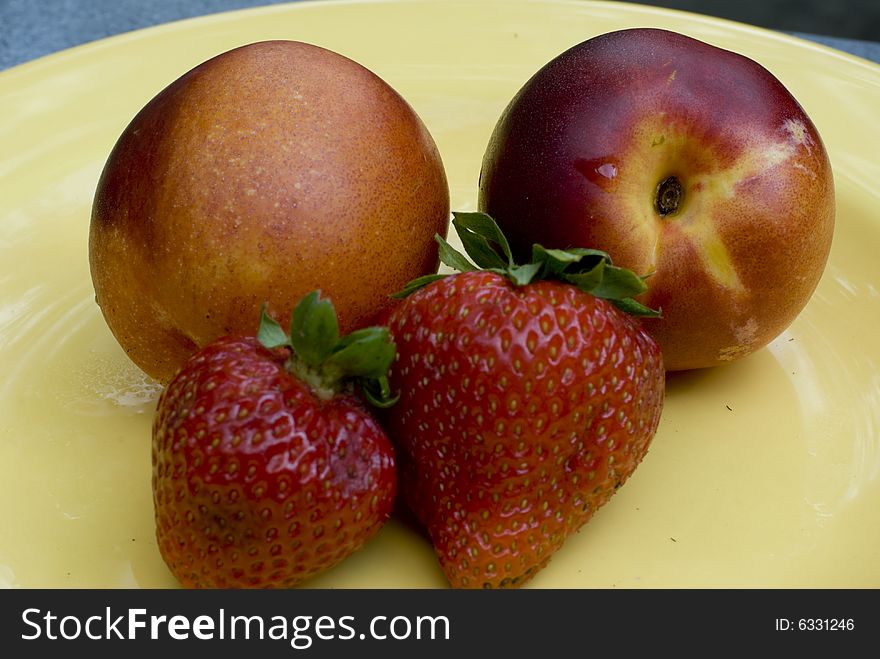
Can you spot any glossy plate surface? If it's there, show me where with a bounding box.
[2,0,879,588]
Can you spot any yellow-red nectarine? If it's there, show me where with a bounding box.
[90,41,449,383]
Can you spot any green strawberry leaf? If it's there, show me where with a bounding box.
[532,245,581,276]
[391,273,448,299]
[360,375,400,409]
[566,246,615,261]
[507,262,543,286]
[559,259,606,291]
[609,296,662,318]
[589,264,649,300]
[327,326,396,381]
[532,244,609,279]
[452,211,513,269]
[257,303,290,349]
[437,233,478,273]
[290,291,339,366]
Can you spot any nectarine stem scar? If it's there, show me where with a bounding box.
[654,176,683,217]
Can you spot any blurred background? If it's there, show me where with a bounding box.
[640,0,877,40]
[1,0,879,70]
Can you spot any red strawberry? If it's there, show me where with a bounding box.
[152,292,398,588]
[383,212,665,588]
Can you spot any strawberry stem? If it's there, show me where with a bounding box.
[257,294,398,407]
[394,211,661,317]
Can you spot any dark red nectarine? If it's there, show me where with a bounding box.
[479,28,834,370]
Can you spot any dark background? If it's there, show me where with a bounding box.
[1,0,878,71]
[643,0,878,40]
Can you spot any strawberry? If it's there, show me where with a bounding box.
[383,213,665,588]
[152,292,398,588]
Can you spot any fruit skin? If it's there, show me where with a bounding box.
[383,271,664,588]
[478,28,834,370]
[90,40,449,383]
[152,335,396,588]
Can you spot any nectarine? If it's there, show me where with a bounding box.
[479,28,834,370]
[90,40,449,383]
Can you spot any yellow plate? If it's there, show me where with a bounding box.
[2,0,879,588]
